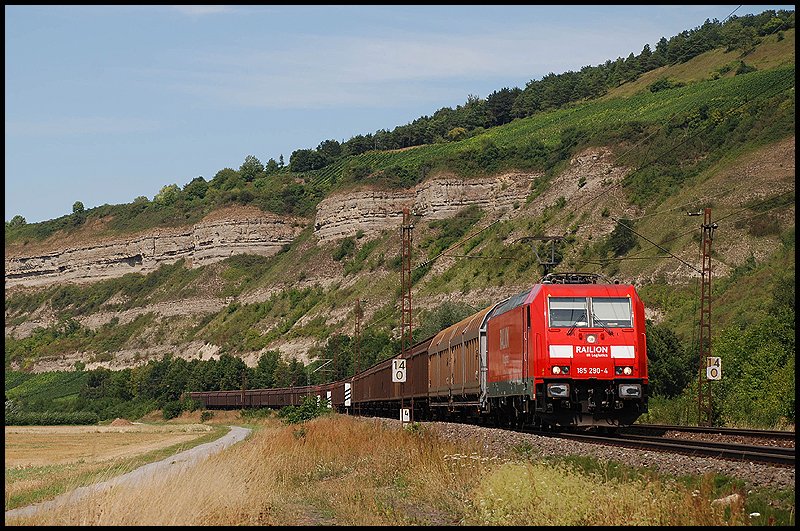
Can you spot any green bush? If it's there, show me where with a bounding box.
[5,411,99,426]
[278,395,331,424]
[239,407,272,419]
[162,400,183,420]
[714,313,795,428]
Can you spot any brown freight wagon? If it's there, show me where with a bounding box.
[428,304,495,414]
[351,336,432,419]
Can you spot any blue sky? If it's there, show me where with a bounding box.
[5,5,794,223]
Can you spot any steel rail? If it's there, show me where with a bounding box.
[624,424,796,440]
[523,429,795,466]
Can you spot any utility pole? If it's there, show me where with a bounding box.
[353,299,362,417]
[401,207,413,420]
[241,371,247,408]
[354,299,362,377]
[689,208,717,426]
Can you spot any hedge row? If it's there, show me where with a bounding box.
[5,411,99,426]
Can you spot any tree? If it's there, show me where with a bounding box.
[342,134,374,156]
[239,155,264,182]
[316,139,342,160]
[645,322,693,397]
[721,20,760,54]
[714,312,795,427]
[216,354,247,391]
[7,215,26,228]
[290,148,327,172]
[288,358,307,386]
[446,127,468,141]
[314,334,353,382]
[183,176,208,200]
[211,168,244,191]
[154,184,181,206]
[72,201,86,226]
[252,350,281,388]
[485,87,521,127]
[265,158,280,174]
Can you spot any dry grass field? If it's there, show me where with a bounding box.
[4,420,222,512]
[6,414,755,526]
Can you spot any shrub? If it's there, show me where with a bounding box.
[162,400,183,420]
[278,395,331,424]
[5,411,99,426]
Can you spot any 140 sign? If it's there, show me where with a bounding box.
[392,358,407,383]
[706,356,722,380]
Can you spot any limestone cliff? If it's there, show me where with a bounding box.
[313,171,537,242]
[5,210,306,288]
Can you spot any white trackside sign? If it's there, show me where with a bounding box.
[706,356,721,380]
[392,358,407,383]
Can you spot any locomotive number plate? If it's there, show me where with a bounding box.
[576,367,609,375]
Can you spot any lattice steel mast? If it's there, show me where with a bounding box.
[691,207,717,426]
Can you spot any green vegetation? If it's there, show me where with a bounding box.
[4,411,99,425]
[196,286,328,353]
[5,370,89,410]
[277,395,333,424]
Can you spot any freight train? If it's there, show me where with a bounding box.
[189,273,648,431]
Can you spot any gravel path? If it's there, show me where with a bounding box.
[5,425,251,520]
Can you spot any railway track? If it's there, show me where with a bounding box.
[623,424,796,441]
[525,429,795,467]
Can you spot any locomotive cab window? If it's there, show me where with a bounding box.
[548,297,588,328]
[591,297,632,328]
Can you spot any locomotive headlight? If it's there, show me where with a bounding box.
[547,383,570,398]
[552,366,561,375]
[618,384,641,398]
[615,366,633,375]
[551,366,570,375]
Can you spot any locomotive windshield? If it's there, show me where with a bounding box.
[549,297,588,327]
[548,296,632,328]
[592,297,632,327]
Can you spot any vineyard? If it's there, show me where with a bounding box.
[5,371,88,406]
[297,66,795,196]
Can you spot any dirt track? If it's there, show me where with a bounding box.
[5,425,251,521]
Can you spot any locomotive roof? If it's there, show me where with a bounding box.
[492,282,636,318]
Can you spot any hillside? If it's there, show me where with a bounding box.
[4,26,795,377]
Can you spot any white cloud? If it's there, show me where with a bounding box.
[148,26,647,110]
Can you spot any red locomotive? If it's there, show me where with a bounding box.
[190,273,648,431]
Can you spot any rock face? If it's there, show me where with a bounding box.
[4,173,537,289]
[5,213,305,288]
[313,171,537,242]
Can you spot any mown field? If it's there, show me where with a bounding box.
[4,420,224,512]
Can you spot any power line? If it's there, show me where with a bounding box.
[611,217,702,274]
